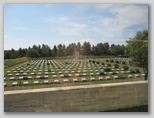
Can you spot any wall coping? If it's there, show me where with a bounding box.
[4,81,148,95]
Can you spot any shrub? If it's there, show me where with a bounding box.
[106,59,109,62]
[118,75,122,79]
[116,61,119,63]
[107,64,111,66]
[130,69,135,73]
[104,68,111,72]
[47,63,50,65]
[135,69,140,73]
[101,62,105,65]
[122,61,126,64]
[92,60,95,63]
[114,64,119,68]
[110,59,114,63]
[118,75,126,79]
[123,66,129,70]
[100,71,105,75]
[64,74,69,77]
[96,62,100,64]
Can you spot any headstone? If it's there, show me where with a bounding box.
[36,76,40,79]
[34,81,39,84]
[81,78,86,82]
[99,77,103,81]
[10,77,15,80]
[63,79,69,83]
[12,82,18,86]
[73,78,78,82]
[60,74,64,78]
[19,76,23,80]
[128,75,133,78]
[23,81,29,85]
[106,76,111,80]
[90,77,95,81]
[113,76,118,79]
[28,76,32,79]
[44,80,49,84]
[53,75,57,78]
[44,75,48,78]
[54,79,59,83]
[75,73,79,77]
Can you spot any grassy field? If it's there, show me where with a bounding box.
[4,57,145,91]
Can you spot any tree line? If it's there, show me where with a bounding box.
[4,42,127,59]
[4,29,148,80]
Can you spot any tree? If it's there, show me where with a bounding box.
[27,48,40,58]
[82,42,91,56]
[52,45,57,57]
[103,42,110,55]
[126,29,148,80]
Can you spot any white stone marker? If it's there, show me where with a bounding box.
[10,77,15,80]
[53,75,57,78]
[34,81,39,84]
[99,77,103,81]
[44,75,48,78]
[60,74,64,78]
[128,75,133,78]
[12,82,18,86]
[28,76,32,79]
[19,76,23,80]
[135,74,140,78]
[44,80,49,84]
[81,78,86,82]
[36,76,40,79]
[113,76,118,79]
[73,78,78,82]
[63,79,69,83]
[23,81,29,85]
[54,79,59,83]
[106,76,111,80]
[75,73,79,77]
[90,77,95,81]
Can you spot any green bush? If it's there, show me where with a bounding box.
[114,64,119,68]
[100,71,105,75]
[129,69,135,73]
[123,66,129,70]
[101,62,105,65]
[110,59,114,63]
[106,59,109,62]
[107,64,111,66]
[122,61,126,64]
[104,68,111,72]
[96,62,100,64]
[135,69,140,73]
[116,61,120,63]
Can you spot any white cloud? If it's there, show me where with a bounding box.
[101,5,148,31]
[58,28,82,36]
[42,16,87,36]
[57,21,87,36]
[14,27,27,31]
[41,16,69,23]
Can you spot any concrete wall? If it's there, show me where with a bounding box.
[4,81,148,112]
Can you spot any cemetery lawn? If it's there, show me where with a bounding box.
[4,58,145,91]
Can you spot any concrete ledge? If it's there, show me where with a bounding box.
[4,81,148,95]
[4,81,148,112]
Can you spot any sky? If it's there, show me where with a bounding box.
[4,4,148,50]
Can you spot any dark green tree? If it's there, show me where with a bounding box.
[126,29,148,80]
